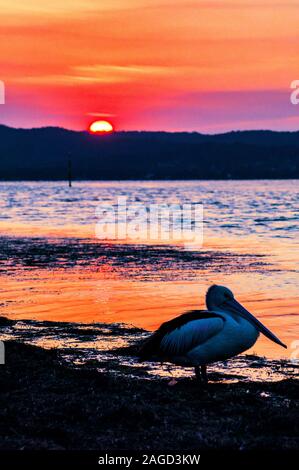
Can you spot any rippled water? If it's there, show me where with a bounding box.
[0,180,298,238]
[0,180,298,364]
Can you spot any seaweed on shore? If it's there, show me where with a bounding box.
[0,341,298,451]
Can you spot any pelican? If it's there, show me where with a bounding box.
[139,285,287,382]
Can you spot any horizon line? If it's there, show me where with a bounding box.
[0,123,298,136]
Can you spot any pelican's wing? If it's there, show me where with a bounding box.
[139,310,224,359]
[160,316,224,356]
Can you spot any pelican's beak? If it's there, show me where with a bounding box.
[225,298,287,349]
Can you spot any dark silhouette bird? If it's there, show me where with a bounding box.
[139,285,287,382]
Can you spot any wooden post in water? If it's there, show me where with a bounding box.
[67,153,72,187]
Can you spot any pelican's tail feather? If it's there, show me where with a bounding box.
[138,331,164,361]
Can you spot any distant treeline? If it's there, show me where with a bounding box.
[0,125,299,180]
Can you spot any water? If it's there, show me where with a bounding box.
[0,180,298,366]
[0,180,298,238]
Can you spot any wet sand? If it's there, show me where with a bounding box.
[0,316,297,382]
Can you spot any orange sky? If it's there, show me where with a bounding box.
[0,0,298,132]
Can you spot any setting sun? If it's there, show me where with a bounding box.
[89,120,114,134]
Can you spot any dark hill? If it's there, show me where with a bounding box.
[0,125,298,179]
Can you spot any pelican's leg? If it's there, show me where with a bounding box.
[195,365,201,381]
[201,365,208,383]
[166,364,178,386]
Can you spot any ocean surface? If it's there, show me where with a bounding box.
[0,180,298,372]
[0,179,298,238]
